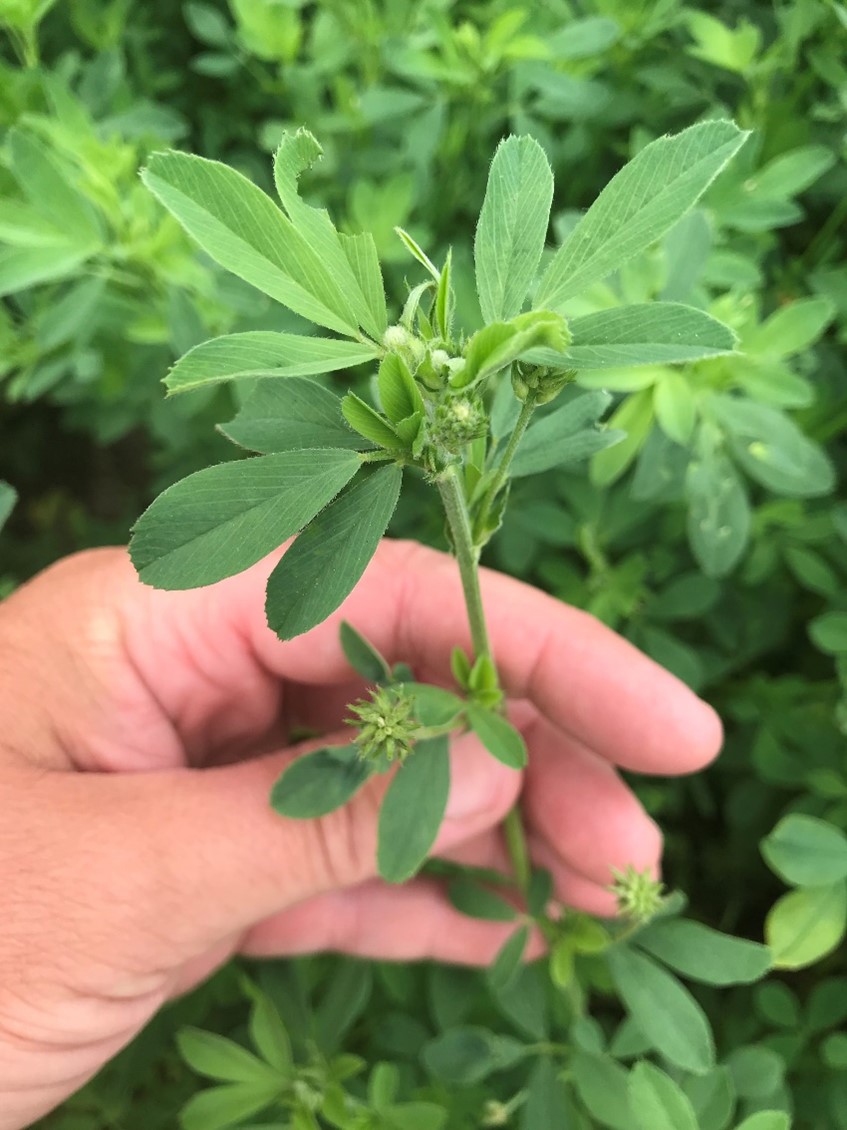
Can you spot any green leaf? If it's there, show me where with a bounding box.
[369,1061,400,1108]
[570,1050,633,1130]
[180,1082,280,1130]
[808,612,847,655]
[726,1045,785,1101]
[220,377,368,454]
[527,868,554,918]
[474,135,554,324]
[398,683,465,727]
[685,447,750,577]
[273,130,387,339]
[34,276,105,350]
[130,449,361,589]
[734,1113,790,1130]
[0,481,17,534]
[339,230,388,339]
[142,150,360,336]
[315,962,373,1053]
[247,992,293,1076]
[628,1061,699,1130]
[590,386,654,487]
[0,199,69,247]
[488,925,529,992]
[378,736,450,882]
[743,296,834,358]
[265,464,402,639]
[762,815,847,886]
[683,1066,735,1130]
[448,876,518,921]
[654,370,698,444]
[521,1058,568,1130]
[176,1027,278,1084]
[458,310,571,388]
[754,982,801,1029]
[165,332,379,394]
[511,388,617,478]
[340,621,393,683]
[466,703,527,769]
[783,546,838,597]
[548,16,620,57]
[607,946,715,1074]
[750,144,835,198]
[635,919,771,985]
[0,244,93,296]
[270,745,372,818]
[536,120,748,309]
[494,964,549,1041]
[385,1102,447,1130]
[7,127,103,244]
[711,396,835,497]
[394,226,440,280]
[421,1027,527,1085]
[341,392,403,448]
[529,303,736,370]
[378,353,424,423]
[766,882,847,969]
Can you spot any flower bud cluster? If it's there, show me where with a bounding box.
[382,324,426,371]
[347,685,418,763]
[512,361,576,405]
[482,1100,510,1126]
[609,864,666,923]
[430,395,488,454]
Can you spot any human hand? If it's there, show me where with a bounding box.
[0,539,721,1127]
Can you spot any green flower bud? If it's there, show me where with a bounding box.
[609,864,666,923]
[482,1100,510,1127]
[383,323,426,371]
[348,685,418,763]
[382,324,412,352]
[512,362,576,404]
[430,395,487,454]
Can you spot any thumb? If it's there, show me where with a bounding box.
[76,731,521,963]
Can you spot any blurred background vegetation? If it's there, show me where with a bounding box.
[1,0,846,1126]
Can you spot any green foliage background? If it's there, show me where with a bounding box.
[1,0,846,1126]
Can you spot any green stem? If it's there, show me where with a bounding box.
[504,806,531,894]
[436,457,535,917]
[358,450,398,464]
[803,192,847,269]
[436,463,491,661]
[475,390,538,537]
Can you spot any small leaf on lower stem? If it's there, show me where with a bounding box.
[467,703,527,769]
[270,745,372,818]
[378,736,450,883]
[340,621,393,684]
[488,924,530,992]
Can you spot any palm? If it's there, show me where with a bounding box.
[0,540,720,1127]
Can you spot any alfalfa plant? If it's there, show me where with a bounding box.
[129,125,783,1122]
[129,116,747,893]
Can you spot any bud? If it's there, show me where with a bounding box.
[482,1100,510,1127]
[383,324,412,352]
[431,395,488,454]
[348,685,418,763]
[609,864,666,923]
[512,362,576,404]
[383,323,426,371]
[292,1078,323,1111]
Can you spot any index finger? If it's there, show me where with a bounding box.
[247,539,722,776]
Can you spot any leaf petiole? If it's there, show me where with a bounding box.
[474,387,538,540]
